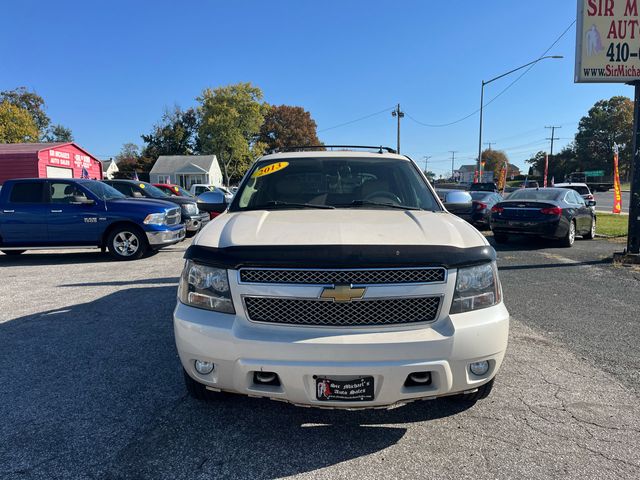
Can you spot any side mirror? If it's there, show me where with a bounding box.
[197,190,227,213]
[586,200,596,207]
[444,191,472,206]
[132,191,144,198]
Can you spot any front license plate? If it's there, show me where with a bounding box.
[315,376,375,402]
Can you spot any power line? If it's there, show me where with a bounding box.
[405,19,576,128]
[317,105,395,133]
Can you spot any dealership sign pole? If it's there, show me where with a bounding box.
[576,0,640,256]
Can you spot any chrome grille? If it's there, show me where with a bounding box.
[165,208,181,226]
[239,268,445,285]
[244,296,441,327]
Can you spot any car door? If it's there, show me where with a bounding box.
[566,190,587,231]
[0,181,48,245]
[572,191,592,232]
[47,181,99,244]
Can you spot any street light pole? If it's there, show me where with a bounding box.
[477,55,563,178]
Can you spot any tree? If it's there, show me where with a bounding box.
[112,143,143,179]
[526,147,580,182]
[45,124,73,142]
[424,170,436,182]
[258,104,321,151]
[198,82,267,185]
[141,106,199,159]
[0,87,73,142]
[0,87,50,133]
[481,149,510,180]
[574,95,633,180]
[0,101,40,143]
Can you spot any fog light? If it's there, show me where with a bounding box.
[194,360,214,375]
[469,361,490,376]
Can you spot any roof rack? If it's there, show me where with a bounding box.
[270,145,397,154]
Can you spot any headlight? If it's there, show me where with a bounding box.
[450,262,501,314]
[178,261,235,314]
[143,212,166,225]
[182,203,198,215]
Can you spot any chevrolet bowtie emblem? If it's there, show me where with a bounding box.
[320,284,366,302]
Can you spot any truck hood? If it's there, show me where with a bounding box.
[194,209,487,249]
[108,198,180,211]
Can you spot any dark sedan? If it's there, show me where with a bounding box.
[490,187,596,247]
[103,180,209,236]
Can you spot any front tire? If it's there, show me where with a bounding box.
[1,250,26,256]
[560,220,576,247]
[107,226,147,260]
[583,217,596,240]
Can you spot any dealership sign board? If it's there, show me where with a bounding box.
[575,0,640,82]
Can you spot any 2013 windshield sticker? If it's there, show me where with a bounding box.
[252,162,289,178]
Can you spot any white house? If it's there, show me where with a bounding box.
[101,159,119,179]
[149,155,223,188]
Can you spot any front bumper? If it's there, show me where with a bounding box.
[174,301,509,408]
[146,226,186,247]
[185,213,210,232]
[491,217,565,237]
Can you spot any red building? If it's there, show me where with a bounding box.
[0,142,103,185]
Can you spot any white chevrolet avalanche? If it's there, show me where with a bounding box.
[173,147,509,408]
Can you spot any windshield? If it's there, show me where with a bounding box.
[507,189,562,201]
[82,181,126,200]
[176,186,194,197]
[470,192,493,200]
[230,157,440,211]
[141,183,170,198]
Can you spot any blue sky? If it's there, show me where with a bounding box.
[0,0,631,177]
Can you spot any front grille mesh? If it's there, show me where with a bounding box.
[244,296,441,327]
[240,268,445,285]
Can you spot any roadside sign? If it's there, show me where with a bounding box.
[575,0,640,83]
[584,169,605,176]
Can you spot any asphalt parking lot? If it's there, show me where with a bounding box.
[1,237,639,479]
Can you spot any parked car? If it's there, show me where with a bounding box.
[216,186,235,202]
[469,191,503,229]
[189,184,216,196]
[174,146,509,407]
[469,182,499,193]
[553,182,596,210]
[104,180,209,236]
[153,183,195,198]
[0,178,185,259]
[490,187,596,247]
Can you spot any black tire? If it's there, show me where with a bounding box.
[186,230,198,238]
[106,225,147,260]
[493,233,508,244]
[183,368,210,400]
[1,250,26,256]
[452,378,495,403]
[583,217,596,240]
[560,220,576,248]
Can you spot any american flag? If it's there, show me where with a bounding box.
[132,170,139,181]
[81,167,90,179]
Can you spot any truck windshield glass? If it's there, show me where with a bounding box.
[507,189,563,201]
[231,157,440,211]
[82,181,126,200]
[141,183,170,198]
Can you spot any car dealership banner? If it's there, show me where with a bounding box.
[575,0,640,82]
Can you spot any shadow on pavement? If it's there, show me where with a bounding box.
[0,284,472,479]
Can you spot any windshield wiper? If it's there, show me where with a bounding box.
[336,200,422,211]
[262,201,335,210]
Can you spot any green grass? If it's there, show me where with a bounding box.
[620,182,630,191]
[597,213,628,237]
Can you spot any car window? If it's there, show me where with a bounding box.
[9,182,45,203]
[138,183,168,197]
[49,182,88,203]
[110,183,133,197]
[470,192,491,201]
[232,157,440,211]
[507,189,562,201]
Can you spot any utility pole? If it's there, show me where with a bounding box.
[391,104,404,154]
[545,126,561,157]
[422,155,432,175]
[449,151,458,181]
[484,142,496,151]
